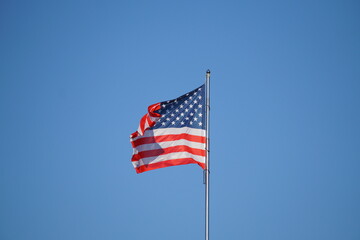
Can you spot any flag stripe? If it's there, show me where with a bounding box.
[134,158,206,174]
[131,133,206,147]
[133,152,205,167]
[133,127,205,138]
[134,139,205,152]
[131,145,205,161]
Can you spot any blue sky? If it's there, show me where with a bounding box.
[1,0,360,239]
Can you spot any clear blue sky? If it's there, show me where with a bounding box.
[1,0,360,239]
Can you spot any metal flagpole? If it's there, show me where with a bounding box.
[205,69,211,240]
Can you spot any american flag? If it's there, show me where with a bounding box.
[130,84,206,173]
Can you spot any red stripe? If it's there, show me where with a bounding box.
[138,114,147,134]
[135,158,206,173]
[131,133,206,147]
[147,103,161,117]
[131,145,206,161]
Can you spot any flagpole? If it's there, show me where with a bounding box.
[205,69,211,240]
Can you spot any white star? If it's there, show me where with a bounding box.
[194,100,198,104]
[180,104,184,108]
[171,121,175,125]
[194,109,198,112]
[162,122,166,126]
[199,88,202,91]
[190,112,194,116]
[194,117,198,121]
[184,100,188,104]
[176,117,180,121]
[166,118,170,121]
[185,117,189,120]
[181,121,185,125]
[190,121,193,125]
[175,109,179,112]
[198,104,202,108]
[194,92,197,95]
[198,96,202,99]
[171,113,175,117]
[189,96,193,100]
[180,113,184,116]
[199,122,202,126]
[199,113,203,117]
[162,104,166,108]
[189,104,193,108]
[185,108,189,112]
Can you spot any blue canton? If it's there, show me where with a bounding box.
[152,85,206,130]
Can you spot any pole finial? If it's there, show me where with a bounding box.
[206,69,211,79]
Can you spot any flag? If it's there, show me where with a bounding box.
[130,85,206,173]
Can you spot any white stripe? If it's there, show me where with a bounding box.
[134,139,205,152]
[132,152,205,167]
[143,117,150,131]
[131,127,206,141]
[149,116,159,122]
[137,126,143,135]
